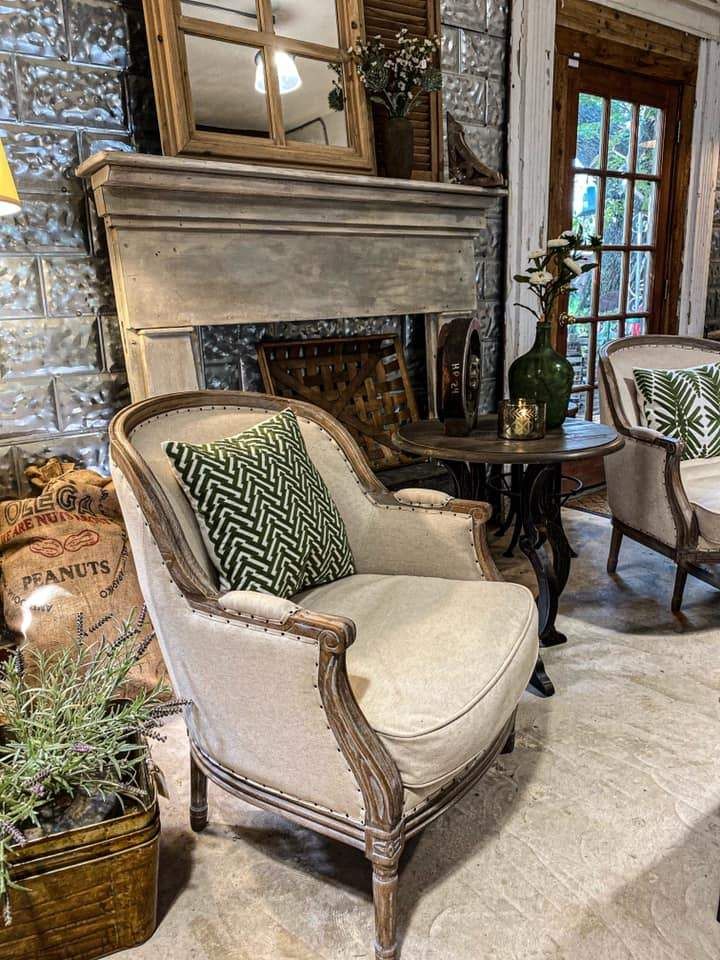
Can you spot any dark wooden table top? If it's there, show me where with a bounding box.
[394,415,624,465]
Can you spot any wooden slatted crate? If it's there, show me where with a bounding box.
[257,335,420,471]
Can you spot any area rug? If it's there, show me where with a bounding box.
[118,510,720,960]
[565,486,611,518]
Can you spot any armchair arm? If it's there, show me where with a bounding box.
[211,593,403,833]
[348,489,499,581]
[392,487,453,507]
[219,590,300,623]
[625,424,684,455]
[605,425,694,548]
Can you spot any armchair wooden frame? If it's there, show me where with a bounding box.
[599,335,720,613]
[109,390,515,960]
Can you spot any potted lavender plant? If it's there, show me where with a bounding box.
[330,29,442,179]
[0,608,186,959]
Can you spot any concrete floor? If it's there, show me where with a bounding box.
[120,511,720,960]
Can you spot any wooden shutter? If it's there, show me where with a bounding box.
[362,0,443,181]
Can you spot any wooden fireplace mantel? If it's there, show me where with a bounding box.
[78,152,505,400]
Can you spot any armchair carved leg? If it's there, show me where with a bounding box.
[367,829,405,960]
[189,751,208,833]
[607,522,623,574]
[672,563,688,614]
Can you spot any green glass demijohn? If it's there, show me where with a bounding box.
[508,320,574,430]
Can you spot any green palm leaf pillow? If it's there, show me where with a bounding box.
[633,361,720,460]
[163,408,355,598]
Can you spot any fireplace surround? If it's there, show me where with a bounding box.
[78,151,504,409]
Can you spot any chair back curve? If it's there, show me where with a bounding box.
[108,390,386,600]
[599,335,720,430]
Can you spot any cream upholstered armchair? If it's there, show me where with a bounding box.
[599,335,720,613]
[109,391,538,960]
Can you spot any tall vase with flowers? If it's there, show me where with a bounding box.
[329,30,442,179]
[509,226,602,428]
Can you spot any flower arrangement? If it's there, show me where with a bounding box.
[0,607,187,925]
[329,29,442,118]
[513,226,602,324]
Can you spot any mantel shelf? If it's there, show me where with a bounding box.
[78,152,506,238]
[78,150,507,202]
[78,151,497,401]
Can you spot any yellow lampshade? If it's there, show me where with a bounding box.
[0,138,20,216]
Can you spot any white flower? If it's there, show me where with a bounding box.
[529,270,553,285]
[563,257,583,276]
[561,229,576,238]
[528,248,546,259]
[548,238,570,248]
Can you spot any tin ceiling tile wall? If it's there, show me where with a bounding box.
[0,0,155,498]
[0,53,17,119]
[0,0,68,58]
[0,124,81,192]
[441,0,508,413]
[0,194,87,252]
[0,315,101,378]
[0,255,43,318]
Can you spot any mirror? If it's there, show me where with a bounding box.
[185,38,271,136]
[143,0,373,172]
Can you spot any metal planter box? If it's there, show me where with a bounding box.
[0,769,159,960]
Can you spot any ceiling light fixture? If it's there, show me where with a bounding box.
[254,50,301,95]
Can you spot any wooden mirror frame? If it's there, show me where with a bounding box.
[142,0,375,172]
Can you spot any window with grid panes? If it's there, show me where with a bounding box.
[555,62,682,420]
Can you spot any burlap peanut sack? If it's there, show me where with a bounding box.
[0,460,168,696]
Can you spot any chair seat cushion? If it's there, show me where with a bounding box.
[680,456,720,546]
[294,574,538,790]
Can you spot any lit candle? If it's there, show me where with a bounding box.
[513,401,532,438]
[498,399,546,441]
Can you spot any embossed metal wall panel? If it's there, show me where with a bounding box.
[0,0,68,58]
[0,125,81,191]
[0,0,154,497]
[0,255,43,318]
[441,0,508,413]
[41,255,114,315]
[0,315,101,378]
[16,58,125,129]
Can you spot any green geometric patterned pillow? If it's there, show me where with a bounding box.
[163,408,355,598]
[633,362,720,460]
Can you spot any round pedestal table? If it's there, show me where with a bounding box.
[393,417,624,697]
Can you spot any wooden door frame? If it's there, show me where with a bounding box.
[505,0,720,386]
[549,31,694,342]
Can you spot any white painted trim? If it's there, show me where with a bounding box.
[504,0,556,385]
[678,38,720,336]
[505,0,720,383]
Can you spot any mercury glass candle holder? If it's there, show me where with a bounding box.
[498,398,546,440]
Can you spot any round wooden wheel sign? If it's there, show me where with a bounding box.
[436,315,483,435]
